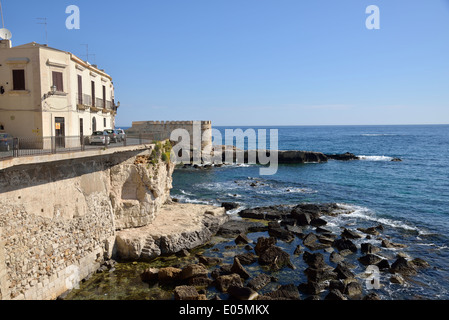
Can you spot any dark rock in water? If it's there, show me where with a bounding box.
[325,152,359,161]
[333,238,358,253]
[363,292,381,300]
[303,233,319,247]
[304,268,337,283]
[238,205,291,221]
[317,234,336,245]
[180,264,208,280]
[221,202,240,211]
[294,245,303,256]
[228,286,259,300]
[235,252,257,265]
[330,252,345,264]
[325,289,348,300]
[235,233,252,245]
[244,244,253,251]
[254,237,277,255]
[214,273,243,292]
[344,281,363,298]
[248,273,272,291]
[292,211,312,226]
[381,239,407,249]
[390,257,418,276]
[231,257,251,280]
[357,227,380,236]
[410,258,430,269]
[329,280,346,292]
[358,254,384,266]
[211,264,233,279]
[188,276,213,287]
[361,243,381,255]
[305,295,321,300]
[316,226,333,234]
[268,226,295,242]
[198,255,223,267]
[298,281,325,295]
[264,284,301,300]
[341,228,362,239]
[303,252,326,269]
[217,220,267,237]
[158,267,182,284]
[391,158,402,162]
[176,249,191,257]
[334,264,355,280]
[174,286,199,301]
[258,246,294,270]
[141,268,159,283]
[377,259,390,270]
[285,225,304,238]
[311,218,328,227]
[390,274,405,285]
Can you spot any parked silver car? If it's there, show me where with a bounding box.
[105,129,120,143]
[89,131,110,145]
[116,129,126,142]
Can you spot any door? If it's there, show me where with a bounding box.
[91,81,96,107]
[80,118,84,146]
[92,117,97,132]
[55,117,65,148]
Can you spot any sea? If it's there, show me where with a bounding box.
[67,124,449,300]
[171,125,449,300]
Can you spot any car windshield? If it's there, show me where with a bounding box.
[93,132,104,136]
[105,130,114,134]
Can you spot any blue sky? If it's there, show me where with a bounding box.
[2,0,449,126]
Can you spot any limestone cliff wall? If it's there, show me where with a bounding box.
[0,145,174,300]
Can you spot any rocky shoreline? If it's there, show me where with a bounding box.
[134,203,429,301]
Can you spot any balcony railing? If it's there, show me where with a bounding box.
[0,133,168,160]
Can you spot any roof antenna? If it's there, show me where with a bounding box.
[37,17,48,45]
[0,0,12,41]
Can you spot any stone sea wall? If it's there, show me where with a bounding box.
[0,145,175,300]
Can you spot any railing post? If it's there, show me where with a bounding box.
[51,136,56,154]
[81,135,85,151]
[12,138,18,157]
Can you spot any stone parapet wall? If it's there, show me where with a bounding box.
[0,144,174,300]
[126,120,213,150]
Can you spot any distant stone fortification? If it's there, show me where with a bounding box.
[126,121,212,150]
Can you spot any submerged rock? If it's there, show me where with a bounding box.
[248,273,272,291]
[228,286,259,300]
[390,257,417,276]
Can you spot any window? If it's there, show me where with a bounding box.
[12,69,26,90]
[77,75,83,104]
[104,118,107,128]
[52,71,64,92]
[102,85,106,109]
[91,81,96,106]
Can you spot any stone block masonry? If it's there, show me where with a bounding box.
[0,144,175,300]
[127,121,212,150]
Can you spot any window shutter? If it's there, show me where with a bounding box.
[52,72,64,92]
[13,70,26,90]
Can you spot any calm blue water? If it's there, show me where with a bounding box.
[172,125,449,299]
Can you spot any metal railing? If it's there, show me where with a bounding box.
[0,132,168,161]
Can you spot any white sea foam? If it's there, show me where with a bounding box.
[335,203,420,233]
[358,155,394,161]
[361,134,398,137]
[174,194,215,205]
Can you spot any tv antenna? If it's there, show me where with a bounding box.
[37,18,48,45]
[81,44,96,64]
[0,0,5,28]
[0,0,12,40]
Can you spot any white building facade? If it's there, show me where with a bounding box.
[0,40,118,141]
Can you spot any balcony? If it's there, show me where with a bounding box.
[76,93,92,111]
